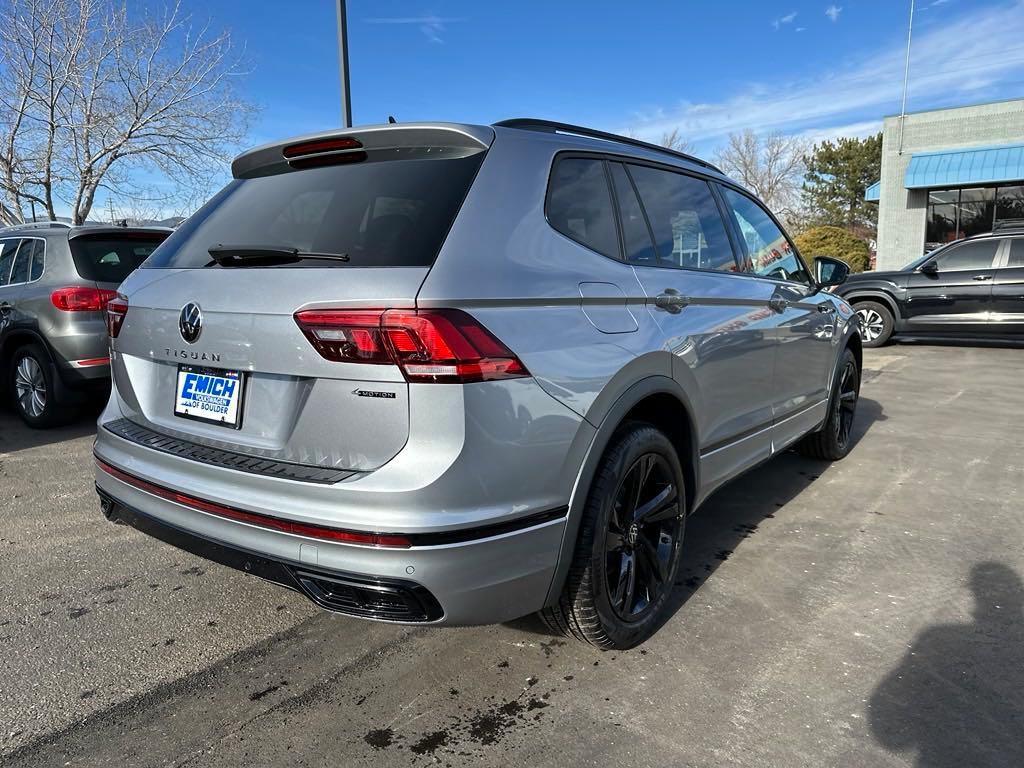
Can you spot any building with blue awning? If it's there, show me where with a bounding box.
[868,99,1024,271]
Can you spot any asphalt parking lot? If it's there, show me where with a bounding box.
[2,344,1023,767]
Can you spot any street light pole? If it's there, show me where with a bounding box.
[336,0,353,127]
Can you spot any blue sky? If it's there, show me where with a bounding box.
[203,0,1024,150]
[101,0,1024,216]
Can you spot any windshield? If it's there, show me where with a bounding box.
[69,234,169,283]
[144,150,484,269]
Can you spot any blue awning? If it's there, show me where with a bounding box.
[905,143,1024,189]
[865,180,880,201]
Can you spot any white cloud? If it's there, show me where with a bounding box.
[796,26,807,32]
[618,1,1024,153]
[773,11,798,29]
[363,15,466,44]
[825,4,843,22]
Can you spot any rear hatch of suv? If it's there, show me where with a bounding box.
[108,124,493,472]
[68,228,170,291]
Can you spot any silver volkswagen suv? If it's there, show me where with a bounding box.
[94,119,861,649]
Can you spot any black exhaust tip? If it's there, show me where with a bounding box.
[97,488,125,524]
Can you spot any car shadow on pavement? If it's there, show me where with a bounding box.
[867,562,1024,768]
[509,395,886,640]
[0,404,101,454]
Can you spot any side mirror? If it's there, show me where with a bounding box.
[814,256,849,289]
[920,261,939,275]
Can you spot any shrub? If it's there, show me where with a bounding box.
[793,226,871,273]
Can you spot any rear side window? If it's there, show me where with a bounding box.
[546,157,619,259]
[145,152,485,269]
[930,239,999,271]
[627,165,737,272]
[0,239,18,285]
[9,240,33,284]
[28,239,44,280]
[70,235,168,283]
[720,187,811,284]
[1008,238,1024,267]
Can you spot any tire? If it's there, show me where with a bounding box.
[854,300,894,348]
[541,422,687,650]
[8,343,75,428]
[797,347,860,461]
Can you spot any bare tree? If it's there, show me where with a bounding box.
[715,130,807,221]
[658,127,693,155]
[0,0,253,225]
[624,127,694,155]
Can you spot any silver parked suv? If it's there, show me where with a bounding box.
[0,222,169,427]
[94,120,861,648]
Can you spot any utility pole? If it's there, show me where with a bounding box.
[897,0,915,155]
[336,0,353,127]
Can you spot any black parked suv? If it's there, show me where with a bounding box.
[836,224,1024,347]
[0,222,170,427]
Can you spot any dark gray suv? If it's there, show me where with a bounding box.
[0,222,170,427]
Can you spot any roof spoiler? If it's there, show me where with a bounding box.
[231,123,494,179]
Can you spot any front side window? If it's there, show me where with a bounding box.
[929,239,999,271]
[720,187,811,284]
[0,239,19,286]
[546,157,619,259]
[627,165,736,272]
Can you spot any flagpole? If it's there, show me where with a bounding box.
[897,0,915,155]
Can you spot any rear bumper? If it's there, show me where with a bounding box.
[97,485,444,621]
[94,458,567,625]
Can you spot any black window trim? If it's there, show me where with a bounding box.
[546,149,753,277]
[714,182,815,289]
[0,237,46,288]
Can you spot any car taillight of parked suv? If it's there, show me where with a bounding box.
[93,120,862,648]
[0,223,171,427]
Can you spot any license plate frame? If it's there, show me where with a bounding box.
[173,365,245,429]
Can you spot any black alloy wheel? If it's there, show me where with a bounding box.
[797,347,860,461]
[605,453,680,622]
[541,422,687,649]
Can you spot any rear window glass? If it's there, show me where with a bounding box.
[70,235,168,283]
[144,152,484,269]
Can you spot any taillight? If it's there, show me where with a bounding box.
[294,308,529,383]
[51,286,118,312]
[106,295,128,338]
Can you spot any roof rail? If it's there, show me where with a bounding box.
[493,118,722,174]
[0,220,72,234]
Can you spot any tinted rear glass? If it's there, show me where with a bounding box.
[70,235,168,283]
[144,152,484,269]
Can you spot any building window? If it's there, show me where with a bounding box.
[926,184,1024,249]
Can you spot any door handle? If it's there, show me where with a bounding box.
[768,295,788,313]
[0,301,12,312]
[972,274,993,281]
[654,291,689,314]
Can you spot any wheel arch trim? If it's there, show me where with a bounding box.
[845,291,901,321]
[543,375,700,607]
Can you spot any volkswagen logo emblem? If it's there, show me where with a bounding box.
[179,302,202,344]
